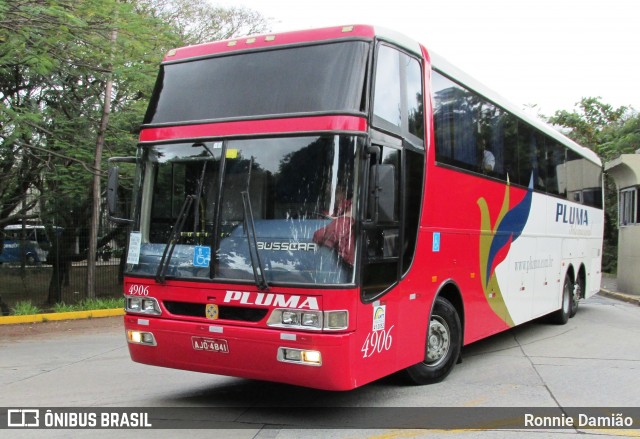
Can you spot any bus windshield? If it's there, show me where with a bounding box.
[130,135,361,286]
[144,41,370,125]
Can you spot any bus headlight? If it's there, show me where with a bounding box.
[324,310,348,330]
[302,312,319,327]
[282,310,299,325]
[125,295,161,315]
[127,330,157,346]
[268,309,321,330]
[267,309,348,331]
[278,348,322,366]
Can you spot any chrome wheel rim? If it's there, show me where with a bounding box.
[426,316,450,367]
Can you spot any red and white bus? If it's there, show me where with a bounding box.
[108,25,604,391]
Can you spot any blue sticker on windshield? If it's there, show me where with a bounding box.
[193,246,211,267]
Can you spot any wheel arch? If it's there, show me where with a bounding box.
[404,279,465,385]
[564,263,576,285]
[433,280,465,341]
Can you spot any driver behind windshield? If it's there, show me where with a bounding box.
[313,185,354,266]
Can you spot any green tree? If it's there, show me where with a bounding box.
[548,97,632,158]
[136,0,270,44]
[0,0,179,301]
[1,0,270,302]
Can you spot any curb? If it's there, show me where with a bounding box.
[598,289,640,306]
[0,308,124,325]
[0,291,636,326]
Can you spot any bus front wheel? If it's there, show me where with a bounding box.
[405,296,462,385]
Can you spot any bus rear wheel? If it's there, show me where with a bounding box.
[405,296,461,385]
[570,276,583,318]
[551,275,572,325]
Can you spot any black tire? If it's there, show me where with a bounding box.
[551,275,572,325]
[405,296,462,385]
[570,275,583,318]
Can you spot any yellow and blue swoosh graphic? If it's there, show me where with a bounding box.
[477,176,533,326]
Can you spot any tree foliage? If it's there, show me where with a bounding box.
[0,0,269,301]
[136,0,269,45]
[1,0,171,227]
[548,97,637,159]
[0,0,269,229]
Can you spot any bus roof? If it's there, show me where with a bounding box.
[162,24,600,167]
[162,25,378,63]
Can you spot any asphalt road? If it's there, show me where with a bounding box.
[1,293,639,438]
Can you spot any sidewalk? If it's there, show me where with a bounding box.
[0,276,637,326]
[0,308,123,325]
[599,274,640,306]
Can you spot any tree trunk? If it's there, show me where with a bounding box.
[87,26,118,299]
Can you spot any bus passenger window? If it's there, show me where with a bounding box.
[432,72,478,172]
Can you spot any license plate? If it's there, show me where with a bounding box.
[191,336,229,353]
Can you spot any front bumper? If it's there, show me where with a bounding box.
[124,315,358,391]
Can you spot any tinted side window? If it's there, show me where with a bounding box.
[406,56,424,140]
[540,140,566,196]
[515,122,536,187]
[432,70,602,208]
[373,44,424,147]
[565,150,603,208]
[362,145,401,300]
[501,114,520,183]
[402,148,424,273]
[432,73,477,171]
[478,101,507,179]
[373,46,402,127]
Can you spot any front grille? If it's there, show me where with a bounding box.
[163,301,268,322]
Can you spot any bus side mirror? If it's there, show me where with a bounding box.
[107,166,119,216]
[369,164,397,223]
[107,157,136,225]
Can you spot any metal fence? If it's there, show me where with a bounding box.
[0,223,127,313]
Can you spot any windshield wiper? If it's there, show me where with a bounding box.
[241,157,269,290]
[156,148,213,284]
[191,142,216,240]
[155,195,194,283]
[242,192,269,290]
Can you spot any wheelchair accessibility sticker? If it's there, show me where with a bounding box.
[193,246,211,267]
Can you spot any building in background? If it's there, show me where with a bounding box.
[605,150,640,294]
